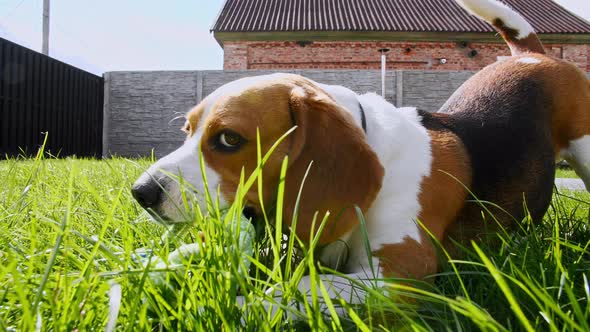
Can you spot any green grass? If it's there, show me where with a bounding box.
[1,155,590,331]
[556,168,580,179]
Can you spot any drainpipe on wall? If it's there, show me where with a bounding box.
[378,48,390,98]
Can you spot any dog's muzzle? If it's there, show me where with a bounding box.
[131,176,164,211]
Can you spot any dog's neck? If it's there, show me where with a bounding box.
[319,87,433,273]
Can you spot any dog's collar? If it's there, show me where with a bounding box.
[359,102,367,134]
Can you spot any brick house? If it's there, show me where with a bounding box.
[211,0,590,71]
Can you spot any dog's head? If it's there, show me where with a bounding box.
[132,73,384,244]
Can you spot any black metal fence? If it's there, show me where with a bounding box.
[0,37,104,158]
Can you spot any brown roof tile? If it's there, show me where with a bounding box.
[211,0,590,34]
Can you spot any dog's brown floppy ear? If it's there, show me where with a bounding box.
[283,84,384,245]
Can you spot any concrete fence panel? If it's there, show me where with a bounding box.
[402,71,474,110]
[104,70,588,157]
[104,70,403,157]
[105,71,199,157]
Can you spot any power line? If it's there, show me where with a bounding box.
[53,21,93,53]
[1,0,27,21]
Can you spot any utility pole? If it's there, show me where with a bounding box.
[42,0,50,55]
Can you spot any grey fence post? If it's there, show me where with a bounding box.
[395,70,403,107]
[196,71,203,103]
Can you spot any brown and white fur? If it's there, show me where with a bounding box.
[132,0,590,309]
[455,0,590,190]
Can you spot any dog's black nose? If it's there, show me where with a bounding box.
[131,179,163,209]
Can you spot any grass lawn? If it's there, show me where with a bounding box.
[556,168,581,179]
[1,157,590,331]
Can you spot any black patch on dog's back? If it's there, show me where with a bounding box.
[418,75,555,235]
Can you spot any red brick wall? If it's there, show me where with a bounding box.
[223,41,590,71]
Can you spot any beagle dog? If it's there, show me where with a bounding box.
[132,0,590,305]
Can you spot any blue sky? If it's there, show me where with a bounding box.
[0,0,225,74]
[1,0,588,76]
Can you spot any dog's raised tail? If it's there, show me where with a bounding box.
[455,0,545,55]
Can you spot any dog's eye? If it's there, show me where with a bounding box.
[217,131,244,150]
[181,122,190,134]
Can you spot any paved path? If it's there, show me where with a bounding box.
[555,178,586,191]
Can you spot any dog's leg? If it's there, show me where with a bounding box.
[565,157,590,192]
[562,136,590,192]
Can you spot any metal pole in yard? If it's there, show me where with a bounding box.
[42,0,50,55]
[378,48,390,98]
